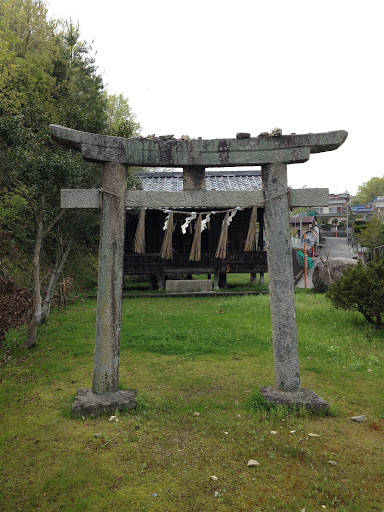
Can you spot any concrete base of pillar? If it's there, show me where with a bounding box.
[72,387,137,417]
[260,385,328,412]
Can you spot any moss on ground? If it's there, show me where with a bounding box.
[1,293,383,511]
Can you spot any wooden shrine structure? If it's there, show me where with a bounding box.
[124,170,267,289]
[51,125,348,415]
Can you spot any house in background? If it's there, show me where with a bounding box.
[372,196,384,218]
[313,192,351,225]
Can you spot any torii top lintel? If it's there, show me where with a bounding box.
[50,125,348,168]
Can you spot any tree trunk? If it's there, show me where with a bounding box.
[361,312,374,325]
[22,207,67,349]
[23,214,44,349]
[41,238,74,323]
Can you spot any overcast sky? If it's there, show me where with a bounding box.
[47,0,384,196]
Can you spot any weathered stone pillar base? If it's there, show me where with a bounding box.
[260,385,328,412]
[72,387,137,417]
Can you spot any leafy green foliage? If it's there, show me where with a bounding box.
[0,0,141,346]
[359,215,384,248]
[104,92,141,137]
[352,176,384,205]
[326,260,384,326]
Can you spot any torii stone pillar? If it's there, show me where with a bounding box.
[262,163,300,391]
[51,125,347,415]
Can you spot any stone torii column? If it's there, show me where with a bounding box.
[51,125,347,415]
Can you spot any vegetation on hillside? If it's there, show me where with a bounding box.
[0,0,140,346]
[352,176,384,205]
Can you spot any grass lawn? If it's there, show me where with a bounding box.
[123,273,269,294]
[1,289,383,511]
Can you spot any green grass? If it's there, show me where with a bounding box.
[1,290,383,511]
[122,273,269,294]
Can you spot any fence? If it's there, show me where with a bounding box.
[367,245,384,262]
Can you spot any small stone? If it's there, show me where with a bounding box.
[214,491,219,497]
[224,431,229,435]
[307,356,312,359]
[109,415,118,422]
[180,135,190,140]
[152,493,159,497]
[328,460,337,466]
[271,127,282,136]
[367,369,373,372]
[307,433,319,437]
[193,411,200,417]
[159,134,174,140]
[351,415,367,422]
[247,459,260,467]
[236,132,251,139]
[290,430,296,434]
[321,506,326,509]
[94,433,101,438]
[258,131,270,137]
[270,431,277,434]
[211,475,218,481]
[237,414,241,418]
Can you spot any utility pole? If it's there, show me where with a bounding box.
[346,192,350,244]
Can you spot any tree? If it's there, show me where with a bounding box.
[0,1,140,348]
[360,215,384,249]
[104,92,141,138]
[352,176,384,206]
[326,260,384,327]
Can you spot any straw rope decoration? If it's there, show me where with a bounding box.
[215,212,230,259]
[160,212,175,259]
[133,208,146,254]
[244,205,258,252]
[189,213,203,261]
[142,189,289,259]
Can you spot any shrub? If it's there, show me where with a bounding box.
[326,260,384,327]
[0,277,33,341]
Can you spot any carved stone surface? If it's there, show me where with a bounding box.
[262,163,300,392]
[92,162,127,394]
[165,279,212,293]
[260,385,329,411]
[61,188,329,209]
[50,125,348,167]
[72,387,137,417]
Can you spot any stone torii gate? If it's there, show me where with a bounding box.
[50,125,347,415]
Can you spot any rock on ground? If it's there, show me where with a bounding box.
[312,257,358,292]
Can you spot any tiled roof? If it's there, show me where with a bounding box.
[138,170,262,192]
[290,216,314,223]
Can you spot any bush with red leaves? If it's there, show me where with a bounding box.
[0,277,33,341]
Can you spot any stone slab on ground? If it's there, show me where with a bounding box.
[72,387,137,417]
[165,279,212,293]
[260,385,329,411]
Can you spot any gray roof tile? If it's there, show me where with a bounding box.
[138,170,262,192]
